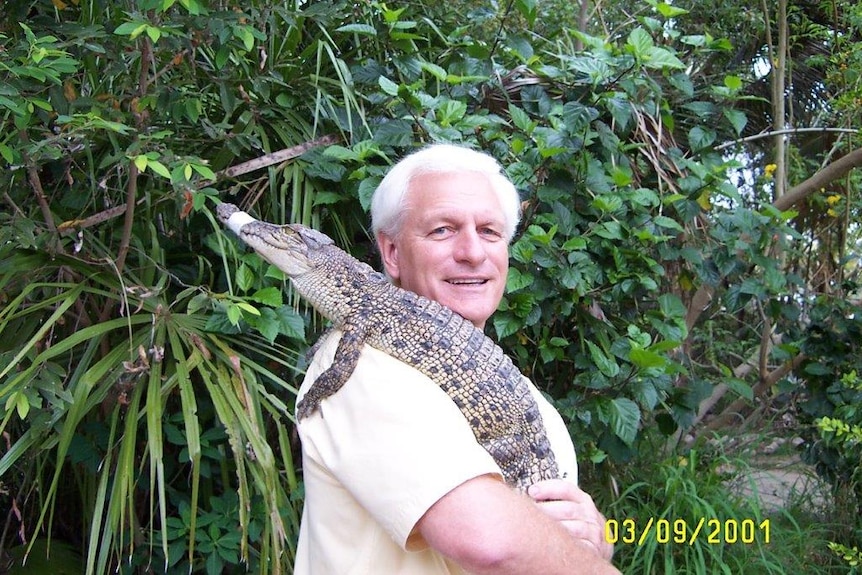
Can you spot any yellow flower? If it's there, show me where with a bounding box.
[764,164,777,178]
[828,208,839,217]
[826,194,842,205]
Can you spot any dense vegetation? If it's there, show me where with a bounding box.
[1,0,861,572]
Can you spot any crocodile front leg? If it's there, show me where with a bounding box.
[296,319,368,420]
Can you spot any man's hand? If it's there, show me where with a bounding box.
[528,479,614,561]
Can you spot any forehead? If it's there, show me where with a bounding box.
[406,171,504,219]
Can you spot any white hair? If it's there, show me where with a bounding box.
[370,143,521,241]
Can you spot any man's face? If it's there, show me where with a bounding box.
[377,171,510,329]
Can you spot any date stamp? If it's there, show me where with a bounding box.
[605,517,771,546]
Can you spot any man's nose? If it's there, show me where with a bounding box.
[452,230,486,263]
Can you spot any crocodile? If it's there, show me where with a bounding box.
[217,203,559,489]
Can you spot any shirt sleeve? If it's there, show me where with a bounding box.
[296,331,503,550]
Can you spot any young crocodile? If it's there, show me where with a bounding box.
[217,203,559,489]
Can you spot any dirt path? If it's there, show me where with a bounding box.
[732,455,825,511]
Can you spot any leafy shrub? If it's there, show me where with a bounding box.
[0,6,311,572]
[796,293,862,568]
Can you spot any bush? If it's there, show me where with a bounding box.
[796,293,862,569]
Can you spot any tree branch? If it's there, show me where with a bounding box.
[114,162,139,275]
[773,146,862,211]
[18,131,57,233]
[716,127,860,151]
[114,36,154,275]
[770,0,788,199]
[698,353,805,434]
[216,134,341,180]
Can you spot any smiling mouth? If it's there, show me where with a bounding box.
[447,279,488,285]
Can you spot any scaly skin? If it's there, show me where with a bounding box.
[217,203,559,489]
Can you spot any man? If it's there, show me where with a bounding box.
[293,144,620,574]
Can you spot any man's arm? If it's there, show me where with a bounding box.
[416,474,621,575]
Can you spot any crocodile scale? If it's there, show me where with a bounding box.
[217,203,559,489]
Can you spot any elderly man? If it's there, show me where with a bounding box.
[293,144,619,574]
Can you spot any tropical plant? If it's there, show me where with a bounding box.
[0,0,336,571]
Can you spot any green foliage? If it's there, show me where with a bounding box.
[0,0,321,571]
[828,541,862,572]
[5,538,84,574]
[797,295,862,497]
[796,293,862,564]
[0,248,305,573]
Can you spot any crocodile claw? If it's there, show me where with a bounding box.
[295,396,318,420]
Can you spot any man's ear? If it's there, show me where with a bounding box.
[377,232,401,282]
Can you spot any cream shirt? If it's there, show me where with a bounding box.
[293,330,578,575]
